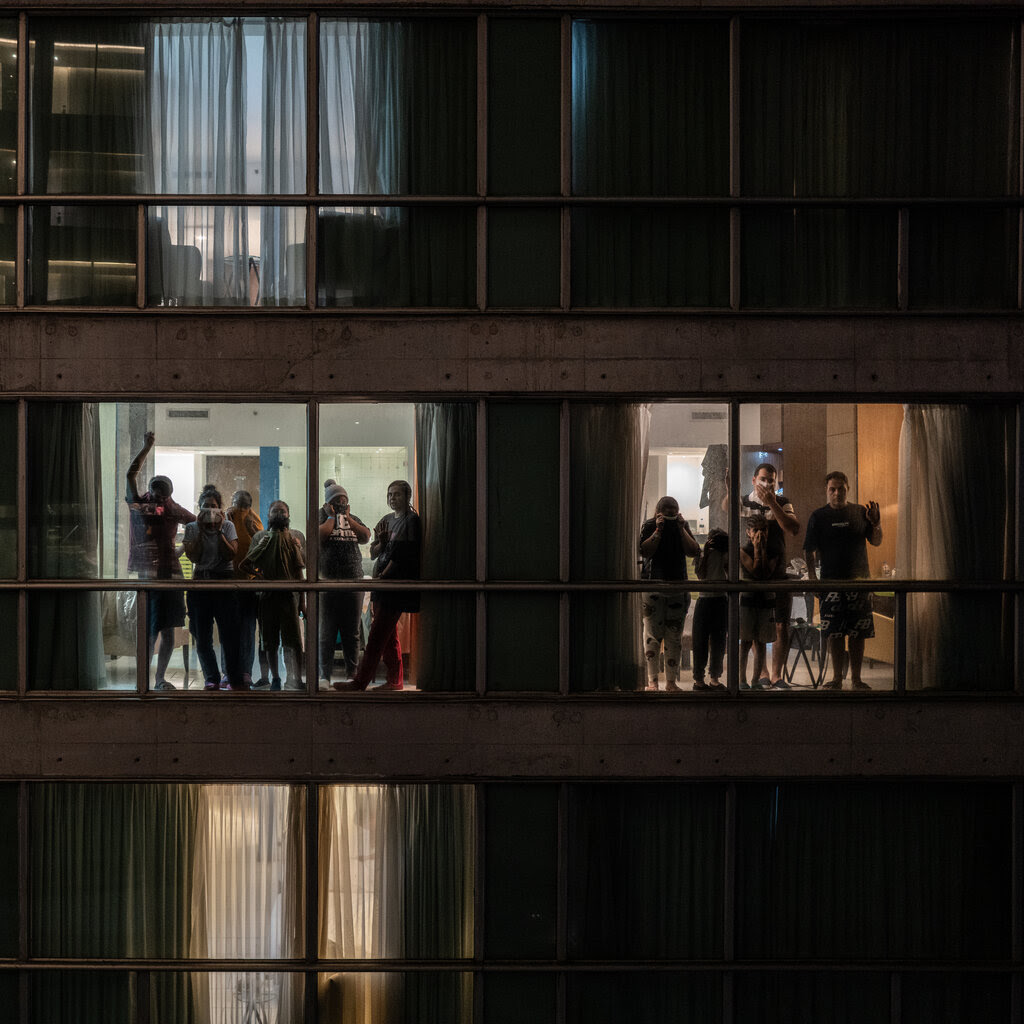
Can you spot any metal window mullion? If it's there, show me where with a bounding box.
[476,400,487,695]
[1018,18,1024,311]
[559,400,570,696]
[556,781,568,1024]
[16,399,26,695]
[136,204,146,309]
[304,781,319,1024]
[1017,401,1024,694]
[476,16,487,313]
[137,589,149,693]
[728,17,741,311]
[306,13,319,311]
[18,780,28,1024]
[306,400,320,693]
[894,590,907,695]
[560,16,571,311]
[473,783,485,1024]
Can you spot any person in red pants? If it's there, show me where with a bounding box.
[334,480,421,692]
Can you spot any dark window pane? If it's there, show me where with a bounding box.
[908,208,1018,309]
[572,19,729,196]
[484,785,558,957]
[488,18,560,196]
[487,403,559,581]
[319,972,473,1023]
[742,20,1020,197]
[484,974,556,1024]
[31,971,134,1024]
[0,23,15,195]
[28,205,136,305]
[902,972,1012,1024]
[0,403,14,575]
[0,207,15,304]
[0,785,16,955]
[567,973,721,1024]
[736,783,1012,959]
[741,208,897,309]
[568,783,726,959]
[734,972,889,1024]
[487,594,559,693]
[0,595,14,688]
[317,207,474,307]
[572,207,729,307]
[320,19,475,196]
[488,208,560,307]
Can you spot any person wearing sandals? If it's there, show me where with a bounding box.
[693,528,728,691]
[638,496,701,692]
[803,471,882,691]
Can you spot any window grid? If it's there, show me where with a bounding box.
[0,12,1017,312]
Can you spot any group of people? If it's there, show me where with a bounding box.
[640,463,882,692]
[126,432,421,692]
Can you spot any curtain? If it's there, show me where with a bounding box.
[897,404,1014,690]
[570,404,650,691]
[414,403,476,691]
[319,785,474,1024]
[735,782,1011,960]
[31,783,200,1024]
[189,785,305,1024]
[148,19,249,305]
[27,402,106,689]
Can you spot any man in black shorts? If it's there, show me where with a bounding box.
[803,471,882,691]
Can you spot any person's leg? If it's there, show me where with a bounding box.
[751,640,767,684]
[318,590,342,683]
[154,628,176,687]
[347,601,402,689]
[848,636,868,688]
[262,597,284,688]
[825,634,846,687]
[708,597,728,684]
[281,594,304,690]
[692,597,710,683]
[771,593,793,683]
[642,592,665,689]
[190,592,220,687]
[377,608,404,689]
[338,590,363,678]
[662,592,689,691]
[740,639,753,686]
[216,595,244,687]
[236,591,257,684]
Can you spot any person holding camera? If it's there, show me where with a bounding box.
[126,430,196,690]
[318,482,371,686]
[182,489,244,690]
[638,496,701,692]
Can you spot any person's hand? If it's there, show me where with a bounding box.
[322,502,335,518]
[654,512,665,531]
[144,430,156,447]
[866,500,880,526]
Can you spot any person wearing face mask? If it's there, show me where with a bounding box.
[240,500,306,691]
[318,482,371,685]
[126,430,196,691]
[638,496,701,692]
[334,480,421,692]
[182,488,244,690]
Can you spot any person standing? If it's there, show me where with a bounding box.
[226,489,263,687]
[692,528,728,691]
[638,496,701,692]
[803,471,883,691]
[318,482,370,685]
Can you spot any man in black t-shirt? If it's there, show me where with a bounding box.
[803,471,883,691]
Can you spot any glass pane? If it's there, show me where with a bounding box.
[638,404,730,693]
[0,23,16,195]
[161,973,301,1024]
[572,19,729,196]
[317,206,475,307]
[571,207,729,307]
[484,785,558,958]
[741,20,1020,198]
[0,594,15,689]
[0,403,14,575]
[0,785,16,955]
[318,784,475,960]
[567,973,721,1024]
[484,974,555,1024]
[488,208,560,307]
[30,784,304,958]
[0,207,15,303]
[488,19,560,196]
[320,19,475,196]
[0,973,18,1021]
[487,594,559,693]
[733,972,889,1024]
[909,208,1018,309]
[901,972,1011,1024]
[29,17,306,196]
[28,590,136,691]
[30,971,132,1024]
[741,208,897,309]
[488,403,559,581]
[319,972,473,1024]
[567,783,725,959]
[28,205,136,305]
[146,207,307,307]
[735,782,1012,959]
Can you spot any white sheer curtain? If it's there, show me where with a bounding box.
[897,404,1014,689]
[190,785,305,1024]
[148,19,249,304]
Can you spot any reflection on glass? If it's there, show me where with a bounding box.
[28,205,136,305]
[317,206,475,307]
[0,23,15,196]
[319,784,475,960]
[319,972,473,1024]
[146,207,307,307]
[29,17,306,196]
[0,595,13,689]
[0,207,14,304]
[319,18,476,196]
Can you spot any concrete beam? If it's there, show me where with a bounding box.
[1,696,1021,781]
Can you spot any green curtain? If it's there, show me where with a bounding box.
[567,783,725,960]
[27,402,106,689]
[415,403,476,691]
[31,783,199,1024]
[570,404,649,692]
[735,782,1012,959]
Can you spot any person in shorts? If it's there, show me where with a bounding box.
[803,471,883,691]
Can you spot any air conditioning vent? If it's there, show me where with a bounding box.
[691,411,726,421]
[166,409,210,419]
